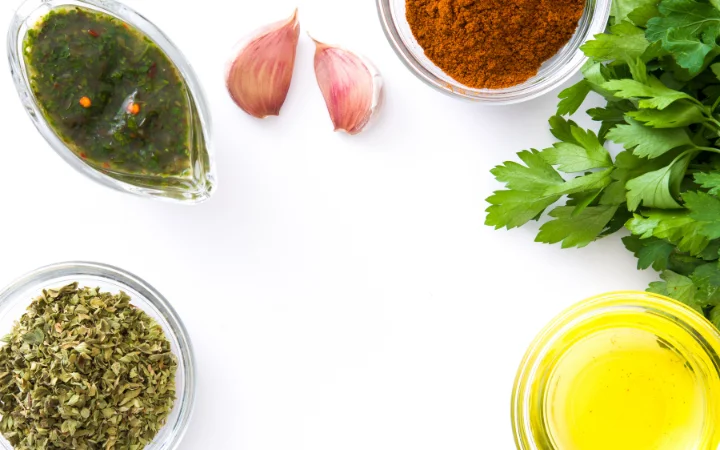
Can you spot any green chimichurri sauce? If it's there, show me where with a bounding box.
[24,7,193,178]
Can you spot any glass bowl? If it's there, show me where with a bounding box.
[376,0,611,104]
[512,291,720,449]
[0,262,195,450]
[7,0,216,203]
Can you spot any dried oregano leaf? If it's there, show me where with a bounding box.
[0,283,177,449]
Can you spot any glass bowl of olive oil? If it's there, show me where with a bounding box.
[513,291,720,450]
[8,0,215,203]
[0,262,195,450]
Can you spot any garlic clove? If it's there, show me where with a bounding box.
[312,38,384,135]
[226,10,300,118]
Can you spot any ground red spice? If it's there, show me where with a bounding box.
[406,0,585,89]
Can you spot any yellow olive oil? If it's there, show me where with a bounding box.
[546,327,709,449]
[513,293,720,450]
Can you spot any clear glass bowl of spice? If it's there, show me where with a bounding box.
[0,262,195,450]
[8,0,215,203]
[377,0,611,104]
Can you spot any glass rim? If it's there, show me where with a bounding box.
[0,261,196,450]
[511,290,720,450]
[375,0,612,105]
[7,0,216,203]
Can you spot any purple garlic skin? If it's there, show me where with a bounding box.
[312,38,384,135]
[226,10,300,118]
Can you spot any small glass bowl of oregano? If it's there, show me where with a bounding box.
[0,262,195,450]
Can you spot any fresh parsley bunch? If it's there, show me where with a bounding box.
[486,0,720,325]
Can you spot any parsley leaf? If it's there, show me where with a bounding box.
[694,172,720,195]
[649,270,704,312]
[710,306,720,329]
[486,190,560,230]
[700,240,720,261]
[581,61,631,102]
[627,211,710,255]
[626,164,683,209]
[653,262,720,309]
[588,101,636,140]
[603,76,695,109]
[669,253,709,275]
[542,119,613,172]
[683,191,720,239]
[536,205,620,248]
[626,101,707,127]
[690,262,720,305]
[581,22,650,63]
[628,3,661,26]
[557,80,592,116]
[612,0,661,24]
[623,235,675,270]
[486,150,564,230]
[606,118,693,158]
[646,0,720,74]
[490,149,565,192]
[545,170,614,196]
[548,115,578,143]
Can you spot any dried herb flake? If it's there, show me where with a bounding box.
[0,283,177,449]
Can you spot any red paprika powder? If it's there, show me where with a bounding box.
[406,0,585,89]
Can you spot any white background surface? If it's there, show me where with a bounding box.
[0,1,658,449]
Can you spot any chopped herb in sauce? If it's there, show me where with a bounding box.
[24,7,193,178]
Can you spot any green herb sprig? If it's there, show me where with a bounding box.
[0,283,177,449]
[486,0,720,326]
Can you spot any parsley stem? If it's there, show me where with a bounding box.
[708,117,720,130]
[695,146,720,155]
[694,103,720,130]
[702,122,719,135]
[692,98,707,109]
